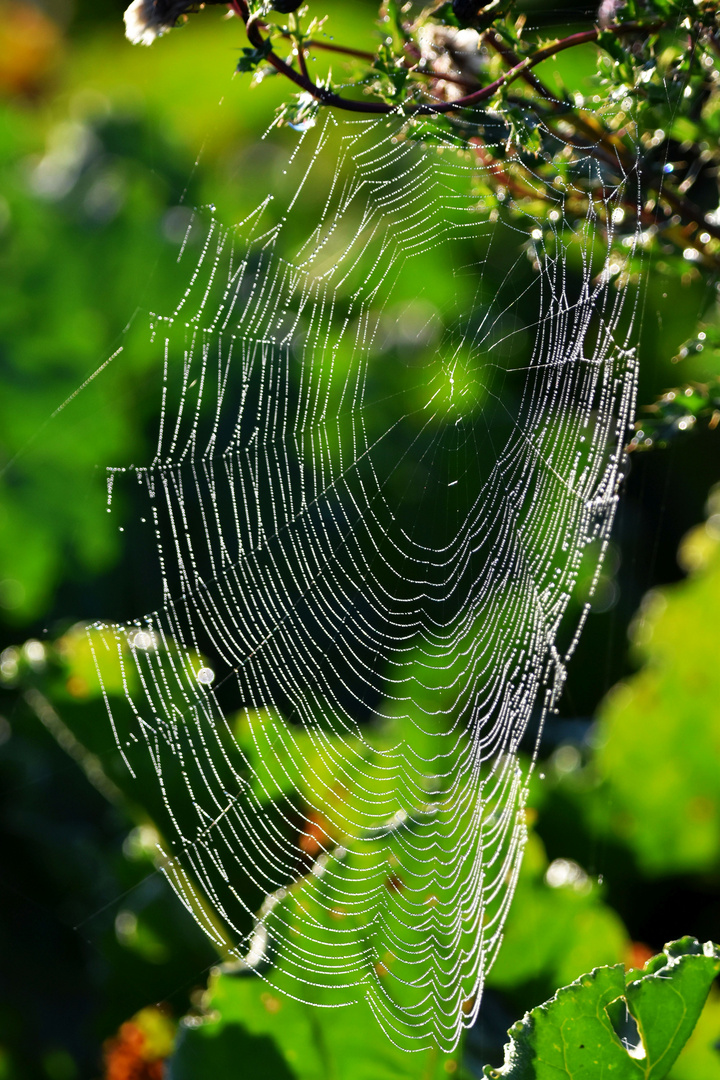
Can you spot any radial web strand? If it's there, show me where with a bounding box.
[91,103,641,1051]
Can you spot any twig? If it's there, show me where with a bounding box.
[435,23,662,115]
[304,39,375,62]
[230,0,391,113]
[296,38,310,81]
[484,27,561,104]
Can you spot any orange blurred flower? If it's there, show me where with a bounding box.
[0,1,62,100]
[103,1007,175,1080]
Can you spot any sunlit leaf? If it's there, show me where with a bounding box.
[486,938,720,1080]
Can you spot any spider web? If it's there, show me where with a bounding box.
[91,97,641,1050]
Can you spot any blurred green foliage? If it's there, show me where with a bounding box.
[594,498,720,876]
[171,974,468,1080]
[1,0,720,1078]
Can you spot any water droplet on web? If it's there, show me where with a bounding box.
[132,631,154,651]
[197,667,215,686]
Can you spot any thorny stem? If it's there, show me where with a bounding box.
[303,39,375,62]
[230,3,720,252]
[231,1,664,117]
[295,37,310,81]
[230,0,391,113]
[429,23,662,114]
[281,33,478,89]
[484,27,559,103]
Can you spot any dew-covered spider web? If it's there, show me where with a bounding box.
[91,98,641,1051]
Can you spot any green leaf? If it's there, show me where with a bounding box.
[371,41,410,102]
[237,40,273,75]
[274,90,321,131]
[499,103,542,156]
[485,938,720,1080]
[630,379,720,451]
[429,2,463,28]
[596,30,634,77]
[384,0,410,42]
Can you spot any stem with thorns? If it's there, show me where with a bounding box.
[230,3,720,254]
[231,2,664,117]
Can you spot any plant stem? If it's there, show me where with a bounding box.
[230,0,392,113]
[484,27,560,103]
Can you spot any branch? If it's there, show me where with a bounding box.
[230,2,664,118]
[420,23,663,115]
[230,0,391,113]
[230,5,720,256]
[483,24,720,251]
[484,26,561,104]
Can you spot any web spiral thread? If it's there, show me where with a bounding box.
[92,108,640,1051]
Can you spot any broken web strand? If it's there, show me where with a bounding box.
[89,91,642,1052]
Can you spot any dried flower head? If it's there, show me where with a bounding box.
[598,0,623,27]
[123,0,193,45]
